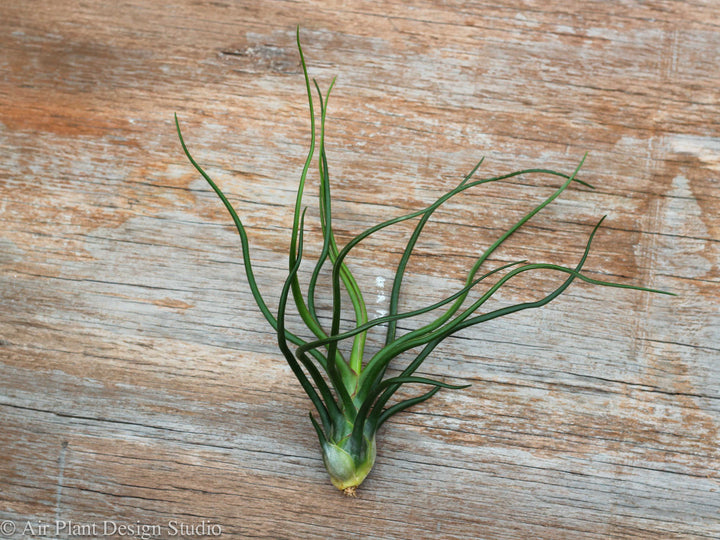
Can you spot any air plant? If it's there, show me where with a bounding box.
[174,28,671,496]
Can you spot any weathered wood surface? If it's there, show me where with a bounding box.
[1,1,718,538]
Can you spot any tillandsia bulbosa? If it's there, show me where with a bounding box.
[174,28,672,495]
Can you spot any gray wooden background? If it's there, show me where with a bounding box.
[1,1,718,538]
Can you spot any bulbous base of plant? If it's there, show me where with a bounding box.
[321,436,376,494]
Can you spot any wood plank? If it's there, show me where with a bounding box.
[1,1,718,538]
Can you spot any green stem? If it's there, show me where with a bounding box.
[175,114,331,370]
[313,79,368,381]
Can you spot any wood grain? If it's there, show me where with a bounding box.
[1,1,718,538]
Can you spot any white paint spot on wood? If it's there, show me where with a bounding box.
[375,275,387,317]
[651,174,713,279]
[671,135,720,172]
